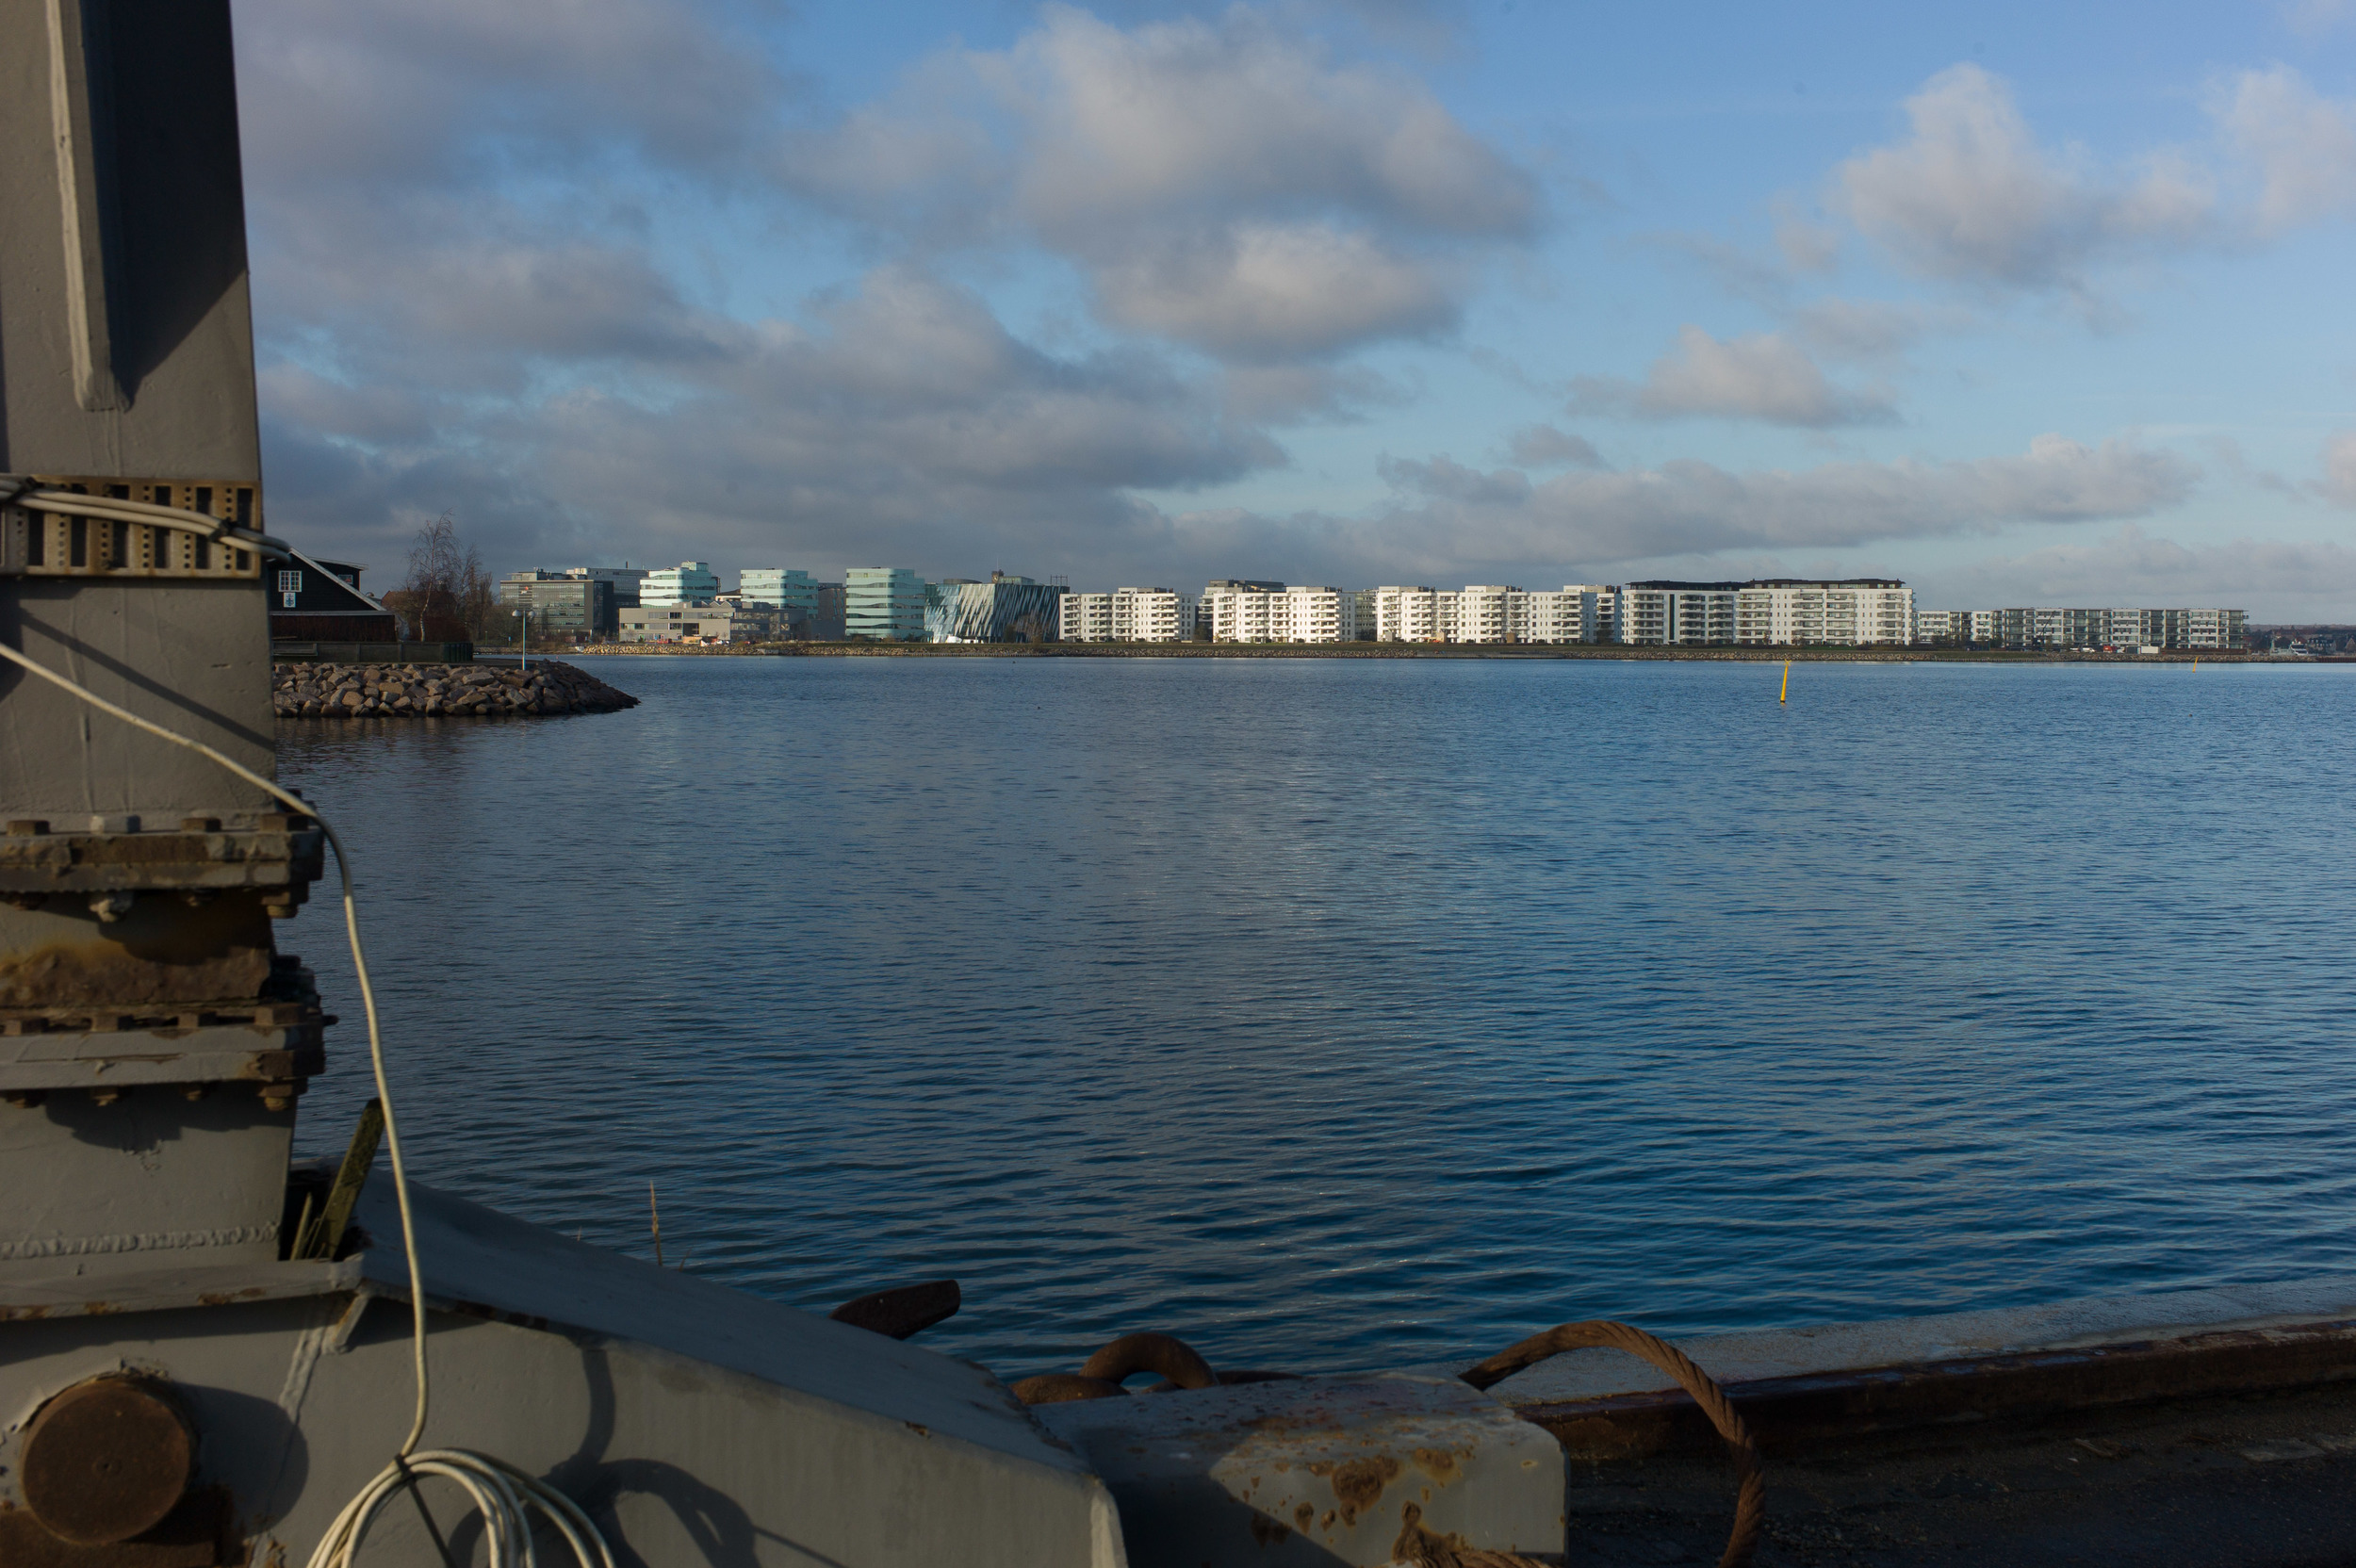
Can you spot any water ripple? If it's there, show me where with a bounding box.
[276,657,2356,1378]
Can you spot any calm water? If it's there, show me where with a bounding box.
[278,656,2356,1378]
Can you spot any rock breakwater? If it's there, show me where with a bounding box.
[274,660,638,718]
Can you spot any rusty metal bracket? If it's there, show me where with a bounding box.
[0,819,324,894]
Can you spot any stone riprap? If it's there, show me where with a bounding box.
[273,661,638,718]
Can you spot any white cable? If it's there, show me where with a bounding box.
[0,640,614,1568]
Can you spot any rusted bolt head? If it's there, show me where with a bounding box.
[22,1376,195,1544]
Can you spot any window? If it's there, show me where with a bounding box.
[277,570,303,594]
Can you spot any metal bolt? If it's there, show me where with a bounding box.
[89,1087,125,1106]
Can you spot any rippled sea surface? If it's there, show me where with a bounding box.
[278,655,2356,1378]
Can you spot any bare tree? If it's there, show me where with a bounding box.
[396,513,496,642]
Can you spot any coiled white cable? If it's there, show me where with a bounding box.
[0,640,614,1568]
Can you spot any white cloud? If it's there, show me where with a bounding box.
[2284,0,2356,40]
[2323,431,2356,507]
[1570,325,1898,427]
[1090,222,1461,361]
[1504,425,1607,469]
[1370,434,2198,569]
[2216,66,2356,232]
[1931,525,2356,612]
[263,267,1282,578]
[1774,210,1841,273]
[1788,298,1943,367]
[787,5,1537,363]
[1839,64,2213,289]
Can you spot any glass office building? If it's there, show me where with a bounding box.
[845,566,926,641]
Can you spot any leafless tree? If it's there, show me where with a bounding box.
[395,513,495,642]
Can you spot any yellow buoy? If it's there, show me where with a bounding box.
[1779,659,1790,704]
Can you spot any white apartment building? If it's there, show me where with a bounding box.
[1371,584,1612,644]
[1058,593,1113,642]
[1510,586,1612,644]
[2184,608,2246,648]
[641,561,721,607]
[1619,582,1739,645]
[1913,610,1967,645]
[1454,585,1514,643]
[1373,586,1456,642]
[1064,587,1197,642]
[1734,580,1914,646]
[1111,587,1196,642]
[1203,584,1357,643]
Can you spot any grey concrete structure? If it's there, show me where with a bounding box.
[0,16,1141,1567]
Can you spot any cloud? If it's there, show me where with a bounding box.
[263,267,1281,578]
[1787,299,1943,367]
[786,5,1537,363]
[1570,326,1899,427]
[1839,65,2214,290]
[2284,0,2356,39]
[1090,223,1461,361]
[1775,211,1841,273]
[1504,425,1607,469]
[1369,434,2198,569]
[2324,431,2356,507]
[1931,525,2356,612]
[2216,66,2356,232]
[237,0,779,194]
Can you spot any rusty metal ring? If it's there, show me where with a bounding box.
[1011,1374,1128,1405]
[1079,1331,1219,1391]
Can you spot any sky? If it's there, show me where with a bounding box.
[234,0,2356,616]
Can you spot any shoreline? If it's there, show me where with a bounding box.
[561,641,2297,664]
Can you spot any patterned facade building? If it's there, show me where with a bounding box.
[925,573,1062,643]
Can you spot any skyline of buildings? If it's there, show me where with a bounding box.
[499,561,2250,651]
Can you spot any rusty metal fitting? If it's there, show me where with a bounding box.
[1012,1374,1128,1405]
[20,1375,196,1545]
[87,890,135,923]
[89,1086,126,1105]
[1079,1332,1219,1391]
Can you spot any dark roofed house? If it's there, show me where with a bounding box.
[270,551,399,643]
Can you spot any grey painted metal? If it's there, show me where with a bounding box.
[1444,1273,2356,1409]
[1,0,262,475]
[1,1177,1129,1566]
[1039,1373,1563,1566]
[0,10,1131,1564]
[0,1089,296,1277]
